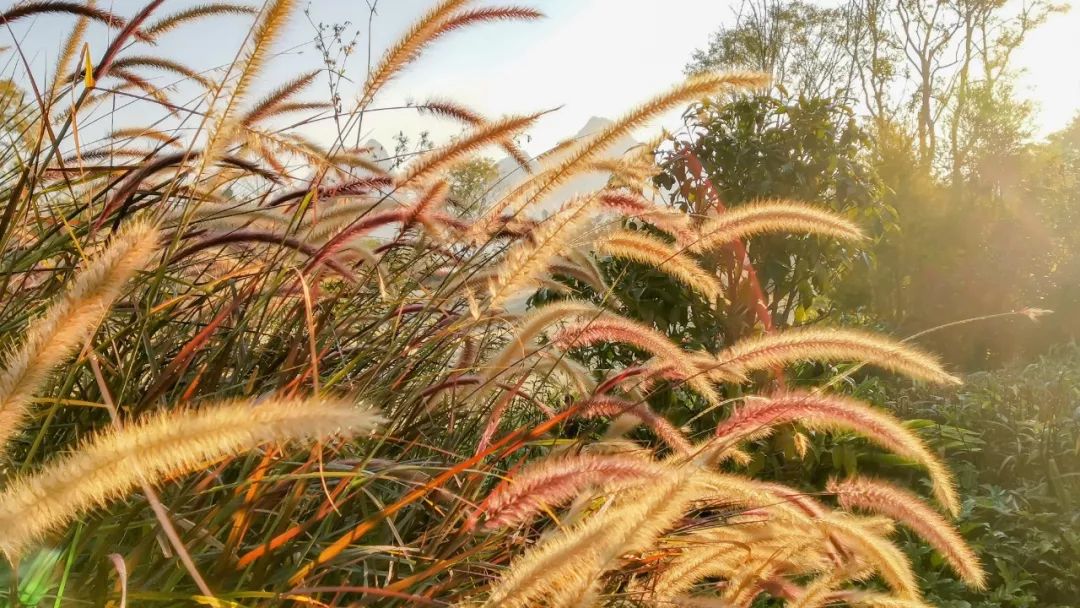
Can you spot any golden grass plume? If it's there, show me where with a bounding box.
[526,71,769,207]
[829,476,986,588]
[692,199,865,252]
[476,72,768,229]
[715,391,960,514]
[478,475,694,608]
[142,3,258,39]
[473,452,667,530]
[402,113,541,185]
[485,194,597,309]
[712,327,961,386]
[0,221,159,450]
[241,69,320,126]
[480,300,608,387]
[420,97,533,171]
[821,514,921,599]
[597,229,722,302]
[359,2,542,109]
[552,315,721,404]
[0,396,381,559]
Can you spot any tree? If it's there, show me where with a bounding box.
[655,94,889,344]
[695,0,1065,175]
[447,156,499,212]
[687,0,858,100]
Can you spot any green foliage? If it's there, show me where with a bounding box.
[686,0,1077,369]
[863,108,1080,368]
[447,156,498,210]
[685,0,855,99]
[655,93,891,339]
[886,343,1080,607]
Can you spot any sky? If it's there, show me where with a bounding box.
[275,0,1080,151]
[3,0,1079,156]
[284,0,760,153]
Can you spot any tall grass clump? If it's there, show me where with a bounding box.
[0,1,984,606]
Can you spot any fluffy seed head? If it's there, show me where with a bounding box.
[715,392,959,514]
[485,195,597,309]
[403,113,540,185]
[577,396,692,454]
[829,477,985,588]
[478,475,694,608]
[597,230,721,302]
[0,397,380,559]
[552,316,720,404]
[821,515,921,599]
[713,327,961,386]
[475,453,668,530]
[692,199,865,252]
[527,72,769,206]
[0,221,160,450]
[483,300,609,382]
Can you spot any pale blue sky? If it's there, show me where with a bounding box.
[4,0,1078,155]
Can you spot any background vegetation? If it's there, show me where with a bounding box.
[630,0,1080,603]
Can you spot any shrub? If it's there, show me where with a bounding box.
[887,344,1080,608]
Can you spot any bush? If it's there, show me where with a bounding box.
[886,344,1080,607]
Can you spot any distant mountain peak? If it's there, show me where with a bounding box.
[577,116,614,137]
[362,139,391,171]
